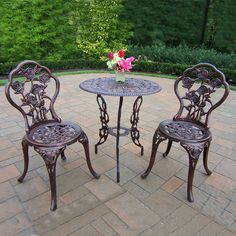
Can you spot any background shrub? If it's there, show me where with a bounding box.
[0,59,106,76]
[1,59,235,84]
[128,45,236,70]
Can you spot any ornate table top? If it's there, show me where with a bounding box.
[79,77,161,96]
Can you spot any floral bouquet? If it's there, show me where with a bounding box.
[107,49,135,82]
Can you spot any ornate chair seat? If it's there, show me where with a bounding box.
[158,120,211,143]
[142,63,229,203]
[5,61,99,211]
[25,121,82,148]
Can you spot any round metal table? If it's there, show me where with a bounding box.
[79,77,161,182]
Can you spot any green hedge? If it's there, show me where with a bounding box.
[0,59,106,76]
[128,45,236,70]
[1,59,235,84]
[133,61,236,84]
[133,61,188,75]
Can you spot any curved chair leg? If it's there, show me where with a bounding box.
[203,141,212,175]
[187,155,199,202]
[18,139,29,183]
[141,130,166,178]
[163,140,173,157]
[61,150,66,161]
[78,131,100,179]
[181,142,204,202]
[35,147,62,211]
[46,158,58,211]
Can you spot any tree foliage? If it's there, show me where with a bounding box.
[204,0,236,53]
[0,0,80,63]
[0,0,235,64]
[122,0,236,53]
[122,0,206,47]
[73,0,132,59]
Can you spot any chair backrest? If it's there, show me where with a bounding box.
[5,60,61,133]
[173,63,229,127]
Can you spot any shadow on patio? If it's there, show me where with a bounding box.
[0,73,235,235]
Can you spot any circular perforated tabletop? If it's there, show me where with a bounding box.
[79,77,161,96]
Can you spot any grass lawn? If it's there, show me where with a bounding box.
[1,70,235,90]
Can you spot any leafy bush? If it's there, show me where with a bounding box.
[0,1,81,63]
[1,59,235,84]
[0,59,106,76]
[73,0,132,60]
[133,61,236,84]
[128,45,236,70]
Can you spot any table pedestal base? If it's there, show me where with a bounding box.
[95,94,144,182]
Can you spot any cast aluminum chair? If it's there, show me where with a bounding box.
[142,63,229,202]
[5,60,100,210]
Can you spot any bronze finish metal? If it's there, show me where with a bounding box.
[142,63,229,202]
[130,96,144,155]
[95,94,109,154]
[5,60,99,211]
[80,77,161,182]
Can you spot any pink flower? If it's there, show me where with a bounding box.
[107,52,114,60]
[118,57,135,72]
[107,50,135,72]
[126,56,135,63]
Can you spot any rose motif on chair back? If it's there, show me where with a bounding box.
[174,63,229,126]
[6,61,61,132]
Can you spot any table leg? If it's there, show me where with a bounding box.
[130,96,144,155]
[116,96,123,183]
[95,94,109,154]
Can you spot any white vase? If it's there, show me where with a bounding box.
[115,70,126,83]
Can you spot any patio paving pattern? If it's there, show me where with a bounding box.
[0,73,236,235]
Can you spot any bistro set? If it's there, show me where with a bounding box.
[5,60,229,210]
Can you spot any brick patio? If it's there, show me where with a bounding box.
[0,73,235,235]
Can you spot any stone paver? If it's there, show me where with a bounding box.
[63,158,85,170]
[0,146,19,162]
[105,192,161,235]
[0,213,31,236]
[0,164,20,183]
[215,158,236,181]
[91,218,117,236]
[204,172,236,193]
[85,175,124,201]
[161,176,184,193]
[81,155,116,174]
[41,205,110,236]
[0,182,15,202]
[196,221,225,236]
[132,172,165,193]
[14,176,49,202]
[123,181,150,201]
[0,73,235,235]
[69,224,100,236]
[60,186,89,204]
[0,197,23,222]
[152,157,184,180]
[23,191,54,221]
[105,164,137,185]
[168,213,211,236]
[144,189,182,218]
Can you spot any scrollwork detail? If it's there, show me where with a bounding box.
[180,142,205,159]
[32,124,77,145]
[95,95,109,152]
[34,147,64,166]
[153,130,167,145]
[10,64,55,127]
[130,96,143,153]
[179,66,223,122]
